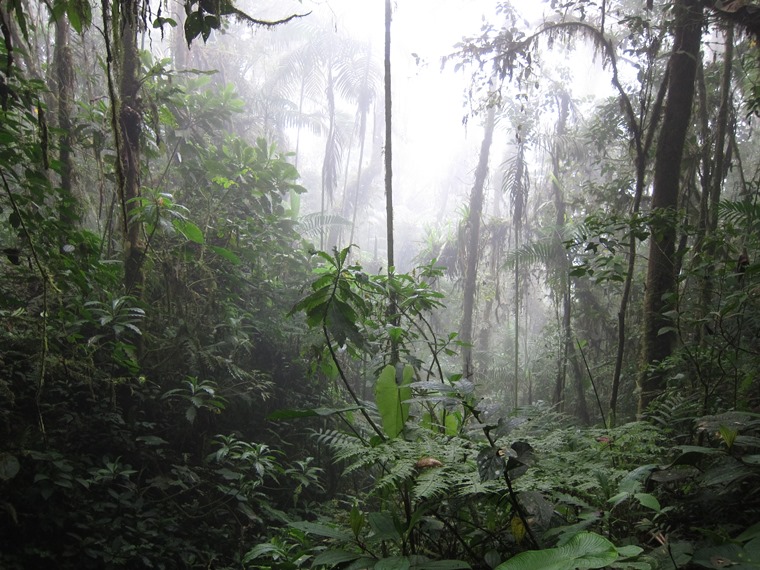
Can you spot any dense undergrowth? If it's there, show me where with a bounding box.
[3,229,759,568]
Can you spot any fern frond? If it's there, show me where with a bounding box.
[413,467,455,501]
[298,212,351,239]
[375,459,416,495]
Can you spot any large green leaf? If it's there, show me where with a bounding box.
[313,549,362,566]
[209,245,241,265]
[375,365,409,439]
[375,556,411,570]
[173,218,204,244]
[495,532,618,570]
[289,521,353,541]
[367,511,402,542]
[413,560,471,569]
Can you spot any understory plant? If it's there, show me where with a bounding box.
[268,246,668,569]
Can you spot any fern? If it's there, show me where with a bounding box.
[375,459,416,495]
[297,213,350,240]
[412,468,452,501]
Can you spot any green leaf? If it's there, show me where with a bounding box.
[414,561,471,569]
[615,545,644,558]
[153,16,177,28]
[184,10,203,46]
[477,447,506,482]
[0,453,20,481]
[368,511,402,542]
[290,521,353,541]
[634,493,661,512]
[495,532,618,570]
[136,436,169,446]
[445,412,461,436]
[738,522,760,543]
[313,549,362,566]
[375,556,411,570]
[662,445,723,469]
[173,218,204,244]
[376,365,404,439]
[326,299,363,347]
[350,503,364,538]
[209,245,241,265]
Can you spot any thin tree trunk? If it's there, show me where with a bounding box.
[384,0,399,366]
[513,236,520,409]
[320,67,337,251]
[348,108,369,247]
[384,0,394,272]
[461,106,496,380]
[569,342,590,424]
[639,0,703,413]
[550,93,570,412]
[708,23,733,235]
[608,37,669,426]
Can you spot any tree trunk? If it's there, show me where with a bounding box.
[639,0,703,413]
[461,106,496,380]
[348,106,369,247]
[384,0,394,272]
[320,66,337,251]
[708,23,733,235]
[53,12,79,227]
[384,0,399,365]
[108,0,144,296]
[550,92,571,413]
[609,32,669,426]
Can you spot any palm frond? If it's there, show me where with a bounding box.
[503,237,555,270]
[719,199,760,229]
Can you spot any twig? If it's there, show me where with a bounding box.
[576,339,607,427]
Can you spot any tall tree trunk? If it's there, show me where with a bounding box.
[53,12,79,226]
[118,0,143,296]
[510,142,527,409]
[384,0,399,365]
[348,106,369,247]
[550,93,570,412]
[461,106,496,380]
[708,23,733,235]
[513,230,520,409]
[320,66,337,251]
[639,0,703,413]
[384,0,394,272]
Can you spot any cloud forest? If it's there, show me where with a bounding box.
[1,0,760,568]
